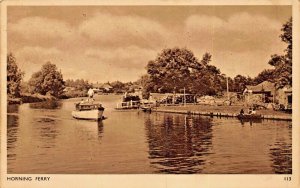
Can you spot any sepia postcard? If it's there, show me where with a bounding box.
[1,0,299,188]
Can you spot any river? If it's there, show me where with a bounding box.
[7,95,292,174]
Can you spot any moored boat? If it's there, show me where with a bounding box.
[140,105,152,112]
[115,93,141,110]
[72,101,105,121]
[115,100,140,110]
[139,99,155,112]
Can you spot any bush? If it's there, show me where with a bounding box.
[63,90,88,98]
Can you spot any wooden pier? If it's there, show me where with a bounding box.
[152,108,292,121]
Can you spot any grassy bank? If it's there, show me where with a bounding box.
[156,104,292,118]
[8,93,56,104]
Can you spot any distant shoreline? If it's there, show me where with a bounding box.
[7,92,121,105]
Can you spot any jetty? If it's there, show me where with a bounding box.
[152,105,292,121]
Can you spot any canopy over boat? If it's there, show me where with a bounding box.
[75,101,104,111]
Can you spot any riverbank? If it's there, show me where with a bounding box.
[153,104,292,121]
[8,93,56,104]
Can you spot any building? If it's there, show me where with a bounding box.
[243,81,292,110]
[63,86,76,92]
[243,81,276,104]
[276,85,292,110]
[92,83,113,93]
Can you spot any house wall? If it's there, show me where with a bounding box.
[244,93,264,105]
[276,89,292,107]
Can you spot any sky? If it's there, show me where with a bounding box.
[8,6,291,83]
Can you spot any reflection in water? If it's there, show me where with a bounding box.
[7,105,19,160]
[29,100,62,109]
[7,115,19,160]
[7,104,19,113]
[239,118,262,126]
[6,96,292,174]
[97,121,104,140]
[269,124,292,174]
[36,116,59,149]
[145,113,213,173]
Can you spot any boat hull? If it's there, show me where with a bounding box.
[140,106,152,112]
[237,114,262,120]
[72,109,104,120]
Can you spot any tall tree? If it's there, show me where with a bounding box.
[145,47,224,96]
[146,47,203,93]
[28,62,65,98]
[232,75,249,92]
[267,17,292,88]
[7,53,23,98]
[253,69,274,84]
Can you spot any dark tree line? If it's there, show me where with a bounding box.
[7,55,65,99]
[140,17,292,98]
[7,18,291,100]
[65,79,92,91]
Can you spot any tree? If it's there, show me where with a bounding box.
[145,47,224,96]
[253,69,274,85]
[146,48,202,93]
[232,75,248,92]
[146,48,203,93]
[28,62,65,98]
[110,81,125,93]
[137,74,152,99]
[266,18,292,88]
[7,53,23,98]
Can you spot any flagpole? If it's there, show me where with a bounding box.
[226,77,229,101]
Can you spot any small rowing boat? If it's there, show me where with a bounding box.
[237,114,262,120]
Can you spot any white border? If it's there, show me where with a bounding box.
[1,0,299,188]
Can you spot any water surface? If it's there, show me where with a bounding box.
[7,95,292,174]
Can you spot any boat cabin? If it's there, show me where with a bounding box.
[75,102,104,111]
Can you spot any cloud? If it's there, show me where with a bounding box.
[184,12,285,52]
[78,12,169,48]
[8,10,289,82]
[84,45,157,69]
[14,46,64,80]
[9,17,74,40]
[214,50,274,78]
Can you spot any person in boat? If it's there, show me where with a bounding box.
[240,109,244,115]
[248,107,252,114]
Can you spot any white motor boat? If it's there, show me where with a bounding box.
[72,100,104,121]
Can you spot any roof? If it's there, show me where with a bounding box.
[149,93,173,100]
[92,83,113,89]
[102,83,113,89]
[281,85,292,93]
[245,81,275,93]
